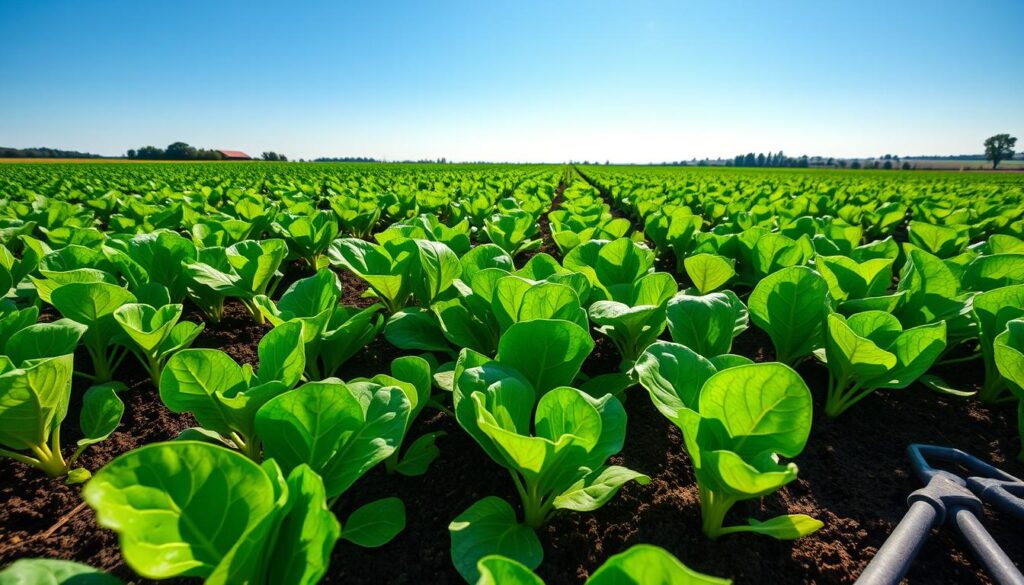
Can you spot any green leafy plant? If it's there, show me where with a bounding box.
[588,272,677,369]
[893,246,975,351]
[114,229,198,303]
[748,266,832,365]
[113,303,205,386]
[254,378,412,502]
[185,239,289,324]
[346,355,441,476]
[635,341,821,540]
[330,237,461,314]
[815,254,902,314]
[817,312,946,417]
[449,319,649,580]
[83,441,340,584]
[666,290,749,359]
[563,238,655,304]
[272,210,340,270]
[482,209,541,257]
[49,281,137,381]
[971,285,1024,402]
[377,213,472,255]
[183,246,232,322]
[255,269,384,379]
[0,352,123,481]
[390,263,588,357]
[158,321,305,460]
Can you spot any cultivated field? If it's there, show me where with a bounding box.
[0,162,1022,584]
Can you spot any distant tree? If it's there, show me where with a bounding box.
[838,159,847,168]
[984,133,1017,169]
[851,160,862,169]
[136,146,165,159]
[744,153,756,166]
[883,160,893,170]
[902,162,911,170]
[756,153,766,167]
[126,149,137,159]
[165,142,197,160]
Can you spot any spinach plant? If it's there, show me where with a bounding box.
[0,352,123,481]
[748,266,832,365]
[817,312,946,417]
[635,341,821,540]
[272,210,339,270]
[666,290,748,359]
[449,319,649,580]
[113,303,204,386]
[588,272,677,369]
[255,268,384,379]
[185,239,289,324]
[49,281,137,381]
[84,441,341,585]
[159,321,305,460]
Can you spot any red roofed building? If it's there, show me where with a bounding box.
[217,150,252,160]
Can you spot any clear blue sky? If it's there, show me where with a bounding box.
[2,0,1022,162]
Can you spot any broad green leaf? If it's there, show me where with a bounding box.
[82,442,276,580]
[666,291,748,358]
[748,266,830,365]
[684,253,736,295]
[341,497,406,548]
[77,382,125,448]
[553,465,651,512]
[160,350,246,437]
[496,319,593,393]
[449,497,543,583]
[4,319,86,365]
[699,363,813,459]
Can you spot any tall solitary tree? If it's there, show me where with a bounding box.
[984,133,1017,169]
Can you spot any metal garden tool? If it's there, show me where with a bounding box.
[856,444,1024,585]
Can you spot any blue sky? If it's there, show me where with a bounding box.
[2,0,1022,162]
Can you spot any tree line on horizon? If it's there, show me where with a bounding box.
[0,146,102,158]
[126,142,288,161]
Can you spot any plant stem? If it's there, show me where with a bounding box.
[699,485,735,539]
[0,447,43,467]
[31,440,69,478]
[522,479,547,528]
